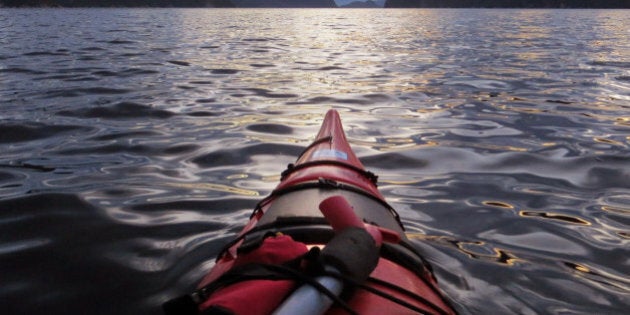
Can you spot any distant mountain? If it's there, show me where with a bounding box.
[1,0,236,7]
[231,0,337,7]
[336,0,384,6]
[341,0,380,7]
[384,0,630,8]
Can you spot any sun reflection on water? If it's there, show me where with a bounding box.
[407,233,521,266]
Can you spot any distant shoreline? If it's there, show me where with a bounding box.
[2,0,629,9]
[3,6,630,8]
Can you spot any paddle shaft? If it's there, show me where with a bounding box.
[272,265,343,315]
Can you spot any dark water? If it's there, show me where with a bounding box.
[1,8,629,314]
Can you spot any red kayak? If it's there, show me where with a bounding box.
[164,109,457,315]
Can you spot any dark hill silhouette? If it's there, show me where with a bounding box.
[0,0,338,7]
[341,0,380,7]
[384,0,630,8]
[231,0,337,7]
[1,0,236,6]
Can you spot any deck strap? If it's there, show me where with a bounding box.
[281,159,378,185]
[249,178,401,228]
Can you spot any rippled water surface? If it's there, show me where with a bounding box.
[1,8,629,314]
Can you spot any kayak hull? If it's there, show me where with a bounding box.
[174,110,456,315]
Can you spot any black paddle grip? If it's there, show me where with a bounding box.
[319,227,379,283]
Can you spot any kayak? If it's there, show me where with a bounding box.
[164,109,457,315]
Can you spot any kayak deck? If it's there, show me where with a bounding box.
[165,110,457,315]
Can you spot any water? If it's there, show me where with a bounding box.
[1,8,628,314]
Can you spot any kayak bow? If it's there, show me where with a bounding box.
[164,109,457,315]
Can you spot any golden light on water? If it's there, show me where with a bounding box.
[572,263,591,273]
[564,261,630,292]
[378,179,424,185]
[600,205,630,214]
[166,182,259,196]
[262,175,282,182]
[483,201,515,209]
[386,138,415,144]
[226,174,249,180]
[351,139,439,152]
[519,211,591,226]
[593,137,626,147]
[407,234,520,266]
[616,117,630,127]
[440,141,528,152]
[482,201,592,226]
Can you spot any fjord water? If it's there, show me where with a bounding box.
[1,8,628,314]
